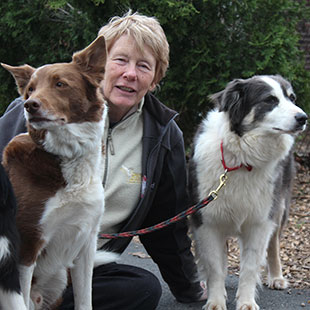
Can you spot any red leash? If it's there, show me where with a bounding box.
[99,195,215,239]
[100,141,252,239]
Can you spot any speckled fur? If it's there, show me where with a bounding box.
[188,75,307,310]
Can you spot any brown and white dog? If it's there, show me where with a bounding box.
[1,36,115,309]
[189,75,307,310]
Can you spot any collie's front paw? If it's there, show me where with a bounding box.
[30,290,43,310]
[268,276,288,290]
[202,299,227,310]
[236,300,259,310]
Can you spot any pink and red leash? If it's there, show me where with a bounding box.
[99,141,252,240]
[99,195,215,239]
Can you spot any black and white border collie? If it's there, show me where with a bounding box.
[0,163,26,309]
[189,75,308,310]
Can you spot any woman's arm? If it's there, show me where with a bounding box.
[0,97,27,160]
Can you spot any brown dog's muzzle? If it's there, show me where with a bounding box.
[24,99,42,115]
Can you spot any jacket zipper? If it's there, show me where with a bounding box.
[107,128,115,155]
[102,128,114,188]
[102,111,140,187]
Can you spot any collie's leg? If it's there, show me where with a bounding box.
[19,264,35,309]
[194,225,227,310]
[267,198,288,290]
[266,225,288,289]
[31,267,67,309]
[0,248,27,310]
[70,234,97,310]
[237,222,274,310]
[0,288,27,310]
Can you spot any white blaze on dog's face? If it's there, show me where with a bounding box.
[216,75,308,136]
[1,36,107,131]
[22,63,102,129]
[257,76,307,134]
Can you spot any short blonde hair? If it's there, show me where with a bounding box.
[98,10,169,85]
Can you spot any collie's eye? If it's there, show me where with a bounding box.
[28,86,34,92]
[289,94,296,102]
[266,96,279,104]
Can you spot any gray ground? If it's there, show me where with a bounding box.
[120,240,310,310]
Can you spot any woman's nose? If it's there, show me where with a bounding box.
[123,63,137,81]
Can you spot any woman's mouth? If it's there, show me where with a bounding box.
[117,86,135,93]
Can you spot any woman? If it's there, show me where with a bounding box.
[0,11,206,309]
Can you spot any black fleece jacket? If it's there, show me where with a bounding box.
[0,92,201,302]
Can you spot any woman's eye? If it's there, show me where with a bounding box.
[115,58,126,63]
[138,62,152,71]
[140,64,150,70]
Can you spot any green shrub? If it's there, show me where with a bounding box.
[1,0,309,146]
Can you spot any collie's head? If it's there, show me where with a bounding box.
[210,75,308,137]
[1,36,107,136]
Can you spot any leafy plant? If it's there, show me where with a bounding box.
[1,0,309,146]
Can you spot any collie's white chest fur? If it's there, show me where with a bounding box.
[39,181,104,266]
[193,110,294,232]
[40,116,106,258]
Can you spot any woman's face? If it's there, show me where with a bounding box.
[102,34,157,122]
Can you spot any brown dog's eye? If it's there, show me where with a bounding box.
[28,86,34,92]
[56,81,65,87]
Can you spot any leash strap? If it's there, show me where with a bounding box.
[100,141,254,240]
[99,195,215,239]
[99,168,229,239]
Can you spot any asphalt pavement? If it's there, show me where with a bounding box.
[120,239,310,310]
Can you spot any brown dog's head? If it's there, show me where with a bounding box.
[2,36,107,133]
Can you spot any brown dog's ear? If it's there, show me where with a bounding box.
[72,36,107,78]
[1,63,35,96]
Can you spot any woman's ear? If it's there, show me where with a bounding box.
[149,81,157,91]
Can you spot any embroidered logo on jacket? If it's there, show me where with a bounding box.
[121,165,141,184]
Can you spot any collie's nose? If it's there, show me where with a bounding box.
[24,99,41,114]
[295,112,308,126]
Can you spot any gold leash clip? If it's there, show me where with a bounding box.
[209,170,228,200]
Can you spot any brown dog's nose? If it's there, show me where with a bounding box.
[24,99,41,114]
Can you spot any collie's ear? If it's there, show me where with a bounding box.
[1,63,35,96]
[214,79,249,136]
[72,36,107,78]
[212,79,244,112]
[209,90,224,108]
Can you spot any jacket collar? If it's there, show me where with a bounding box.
[144,92,178,126]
